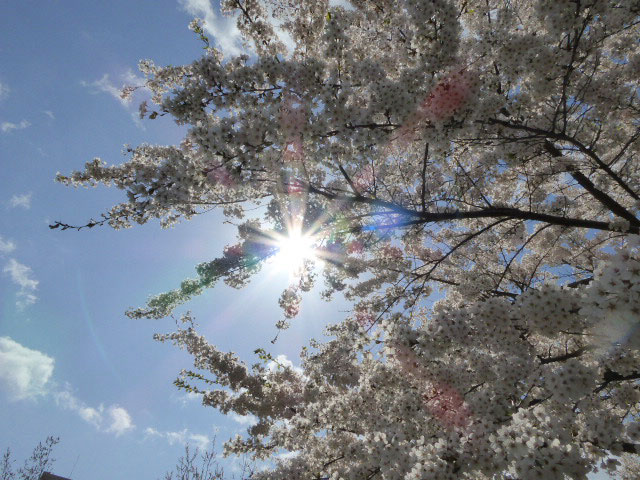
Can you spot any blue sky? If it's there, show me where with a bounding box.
[0,1,346,478]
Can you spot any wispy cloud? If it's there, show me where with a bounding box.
[3,258,38,308]
[54,390,103,428]
[179,0,244,57]
[43,110,55,120]
[144,427,211,451]
[171,390,201,407]
[54,388,135,437]
[276,450,300,462]
[0,235,16,255]
[122,69,146,87]
[81,69,148,128]
[230,412,259,426]
[9,192,32,209]
[1,120,30,133]
[179,0,299,57]
[0,338,135,436]
[0,337,54,401]
[81,73,130,106]
[266,354,304,376]
[4,258,38,290]
[106,406,135,436]
[0,80,9,100]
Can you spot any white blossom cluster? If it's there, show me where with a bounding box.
[57,0,640,477]
[157,245,639,478]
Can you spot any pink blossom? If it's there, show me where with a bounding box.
[354,308,375,328]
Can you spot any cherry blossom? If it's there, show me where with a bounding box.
[56,0,640,478]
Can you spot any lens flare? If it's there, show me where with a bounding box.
[273,229,316,275]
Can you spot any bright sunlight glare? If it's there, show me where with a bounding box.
[274,230,316,275]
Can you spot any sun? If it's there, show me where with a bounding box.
[273,228,316,275]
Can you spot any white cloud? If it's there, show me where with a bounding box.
[79,406,103,427]
[144,427,211,451]
[81,69,148,129]
[0,81,8,100]
[54,389,79,409]
[55,389,104,428]
[230,412,258,426]
[122,68,146,86]
[0,337,54,401]
[4,258,38,290]
[179,0,299,57]
[259,2,297,55]
[179,0,244,57]
[0,342,134,436]
[276,450,300,462]
[9,192,32,209]
[172,390,201,407]
[81,74,130,106]
[266,354,304,376]
[106,406,135,436]
[3,258,38,308]
[188,433,211,451]
[16,292,37,309]
[43,110,55,120]
[1,120,30,133]
[0,235,16,255]
[54,388,134,436]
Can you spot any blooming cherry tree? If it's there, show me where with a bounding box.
[55,0,640,478]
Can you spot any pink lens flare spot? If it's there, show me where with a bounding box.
[392,343,473,431]
[287,179,306,194]
[207,167,235,187]
[419,69,476,122]
[423,382,472,430]
[386,69,477,151]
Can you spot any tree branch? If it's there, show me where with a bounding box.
[594,370,640,394]
[622,442,640,454]
[421,142,429,211]
[538,347,589,365]
[489,118,640,201]
[544,141,639,226]
[307,181,639,234]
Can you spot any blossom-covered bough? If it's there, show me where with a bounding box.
[54,0,640,478]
